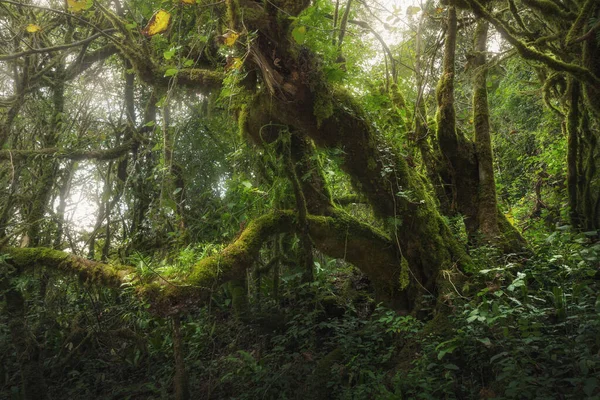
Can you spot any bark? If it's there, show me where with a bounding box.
[244,89,468,308]
[4,288,48,400]
[3,208,402,311]
[472,20,500,239]
[172,316,190,400]
[25,62,65,247]
[434,7,526,250]
[284,133,315,282]
[53,161,76,249]
[566,79,581,227]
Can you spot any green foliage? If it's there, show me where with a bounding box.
[396,230,600,399]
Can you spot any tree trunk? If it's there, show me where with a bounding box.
[435,7,526,250]
[472,20,501,240]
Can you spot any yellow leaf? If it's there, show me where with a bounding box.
[505,212,515,225]
[67,0,88,12]
[142,10,171,37]
[180,0,195,4]
[223,31,239,47]
[26,24,41,33]
[225,56,243,71]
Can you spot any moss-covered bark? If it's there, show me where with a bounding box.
[567,79,581,227]
[231,0,470,305]
[244,84,469,308]
[434,7,526,250]
[472,20,500,240]
[463,0,600,231]
[3,208,404,309]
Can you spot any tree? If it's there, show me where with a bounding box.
[1,0,598,397]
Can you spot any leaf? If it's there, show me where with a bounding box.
[222,31,239,46]
[225,57,243,71]
[163,48,176,60]
[26,24,41,33]
[67,0,90,12]
[142,10,171,37]
[164,68,178,77]
[291,25,307,44]
[406,6,420,16]
[181,0,196,4]
[125,21,137,30]
[183,59,194,67]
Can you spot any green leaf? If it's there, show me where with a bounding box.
[164,68,178,77]
[291,25,307,44]
[163,48,176,60]
[183,59,194,67]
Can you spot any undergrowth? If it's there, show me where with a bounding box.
[1,229,599,399]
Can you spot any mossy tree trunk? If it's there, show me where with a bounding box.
[413,15,451,215]
[434,7,526,250]
[221,0,472,309]
[472,20,500,239]
[465,0,600,232]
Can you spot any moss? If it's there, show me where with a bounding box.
[3,247,133,295]
[465,0,599,86]
[226,0,240,28]
[313,85,334,127]
[521,0,573,20]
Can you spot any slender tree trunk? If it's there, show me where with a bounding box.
[472,20,500,239]
[566,78,581,228]
[25,64,65,246]
[54,161,75,249]
[172,316,190,400]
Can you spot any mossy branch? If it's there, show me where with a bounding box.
[465,0,600,86]
[3,210,401,311]
[565,0,595,44]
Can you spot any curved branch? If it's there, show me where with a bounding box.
[465,0,600,86]
[3,210,400,312]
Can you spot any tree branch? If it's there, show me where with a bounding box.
[0,30,115,61]
[465,0,600,86]
[0,139,136,162]
[3,210,399,313]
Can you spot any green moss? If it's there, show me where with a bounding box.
[226,0,240,28]
[314,89,334,126]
